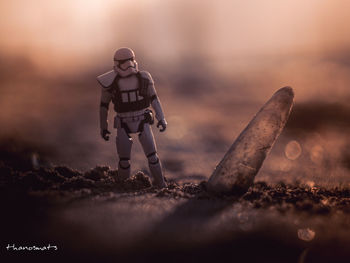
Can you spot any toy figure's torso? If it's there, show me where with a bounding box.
[110,73,151,116]
[118,74,138,94]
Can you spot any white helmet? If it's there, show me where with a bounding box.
[113,47,138,77]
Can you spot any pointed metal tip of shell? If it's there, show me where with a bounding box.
[207,86,295,196]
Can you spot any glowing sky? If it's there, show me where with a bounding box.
[1,0,350,71]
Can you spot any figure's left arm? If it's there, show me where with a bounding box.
[146,72,167,132]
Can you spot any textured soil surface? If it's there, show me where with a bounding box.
[2,156,350,263]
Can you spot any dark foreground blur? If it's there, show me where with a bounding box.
[1,143,350,263]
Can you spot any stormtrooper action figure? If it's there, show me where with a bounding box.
[97,47,167,188]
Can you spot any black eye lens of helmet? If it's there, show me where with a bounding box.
[115,58,134,64]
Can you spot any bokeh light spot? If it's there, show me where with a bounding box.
[297,228,315,241]
[285,140,302,160]
[306,181,315,188]
[310,144,324,164]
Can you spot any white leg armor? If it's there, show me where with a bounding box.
[115,116,166,188]
[116,127,133,180]
[138,124,166,188]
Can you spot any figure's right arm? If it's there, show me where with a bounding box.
[99,87,112,139]
[97,70,117,140]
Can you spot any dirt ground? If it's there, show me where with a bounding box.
[1,148,350,263]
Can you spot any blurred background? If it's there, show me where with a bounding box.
[1,0,350,185]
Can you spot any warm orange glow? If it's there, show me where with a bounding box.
[1,0,350,74]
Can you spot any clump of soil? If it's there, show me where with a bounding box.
[0,164,155,203]
[2,159,350,217]
[1,136,349,215]
[241,182,350,215]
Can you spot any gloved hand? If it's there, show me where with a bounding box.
[156,119,167,132]
[101,129,111,141]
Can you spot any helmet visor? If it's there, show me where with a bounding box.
[115,58,135,70]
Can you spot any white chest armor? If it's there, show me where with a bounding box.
[118,75,145,103]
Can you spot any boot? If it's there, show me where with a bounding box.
[149,162,167,188]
